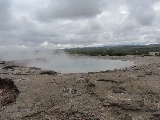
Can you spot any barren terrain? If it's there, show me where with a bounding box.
[0,55,160,120]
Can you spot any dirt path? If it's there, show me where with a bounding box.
[0,56,160,120]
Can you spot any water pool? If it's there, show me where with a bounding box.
[27,55,133,73]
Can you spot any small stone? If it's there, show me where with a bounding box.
[124,114,133,120]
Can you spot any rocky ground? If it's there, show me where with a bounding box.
[0,55,160,120]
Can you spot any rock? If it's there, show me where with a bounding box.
[2,65,19,69]
[105,70,112,73]
[39,70,57,75]
[0,95,17,106]
[76,78,88,83]
[97,79,123,84]
[150,114,160,120]
[62,88,77,94]
[124,114,133,120]
[29,67,41,70]
[110,86,126,94]
[145,71,152,75]
[0,61,5,64]
[87,83,96,88]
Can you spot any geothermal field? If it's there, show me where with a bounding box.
[0,49,160,120]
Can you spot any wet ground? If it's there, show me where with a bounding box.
[0,55,160,120]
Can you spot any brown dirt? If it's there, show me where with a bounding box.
[0,55,160,120]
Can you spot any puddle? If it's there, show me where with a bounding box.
[18,107,32,112]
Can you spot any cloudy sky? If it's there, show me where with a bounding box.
[0,0,160,49]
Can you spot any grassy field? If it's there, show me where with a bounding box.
[64,44,160,56]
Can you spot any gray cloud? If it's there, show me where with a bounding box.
[0,0,160,49]
[36,0,105,21]
[127,0,156,26]
[0,0,19,45]
[0,0,13,32]
[0,0,11,23]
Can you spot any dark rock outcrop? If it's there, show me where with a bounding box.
[39,70,57,75]
[0,78,19,109]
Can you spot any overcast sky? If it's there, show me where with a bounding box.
[0,0,160,49]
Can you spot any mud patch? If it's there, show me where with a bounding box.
[110,86,127,94]
[0,78,19,110]
[97,79,123,84]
